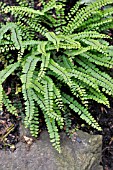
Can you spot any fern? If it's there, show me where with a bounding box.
[63,0,113,34]
[62,93,101,131]
[44,114,61,153]
[43,77,61,121]
[2,91,18,116]
[75,58,113,95]
[37,53,50,81]
[30,107,39,137]
[0,62,20,85]
[53,85,64,111]
[1,0,113,152]
[0,23,22,50]
[20,55,39,126]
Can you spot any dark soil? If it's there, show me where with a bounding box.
[0,111,20,151]
[91,102,113,170]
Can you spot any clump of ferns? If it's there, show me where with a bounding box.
[0,0,113,152]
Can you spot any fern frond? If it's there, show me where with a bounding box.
[80,52,113,68]
[16,0,29,7]
[32,90,45,112]
[70,69,99,91]
[87,88,110,107]
[63,0,113,34]
[10,27,22,50]
[0,44,16,53]
[66,0,81,21]
[63,106,71,133]
[77,7,113,32]
[61,57,89,105]
[54,1,66,32]
[77,80,110,107]
[53,85,64,111]
[62,55,74,70]
[68,31,110,40]
[37,53,50,81]
[4,6,44,16]
[98,21,113,32]
[41,0,56,13]
[0,23,16,41]
[0,62,20,83]
[53,105,64,129]
[21,55,40,89]
[76,58,113,96]
[42,76,63,122]
[65,47,91,58]
[44,114,61,153]
[45,32,60,50]
[2,91,18,116]
[71,80,89,106]
[49,58,72,87]
[32,79,44,94]
[30,106,39,137]
[32,81,63,126]
[85,18,113,31]
[33,76,64,111]
[21,55,40,126]
[0,22,22,50]
[32,89,62,151]
[81,39,108,54]
[62,93,101,131]
[22,88,35,127]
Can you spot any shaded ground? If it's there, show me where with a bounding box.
[90,102,113,170]
[0,111,20,151]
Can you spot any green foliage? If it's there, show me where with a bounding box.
[0,0,113,152]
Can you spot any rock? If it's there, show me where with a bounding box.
[0,130,103,170]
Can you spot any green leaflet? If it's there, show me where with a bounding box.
[37,41,48,55]
[11,28,22,50]
[45,32,60,50]
[37,53,50,81]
